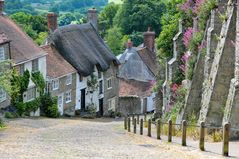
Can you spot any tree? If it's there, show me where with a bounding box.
[98,3,120,37]
[105,27,124,55]
[10,12,48,45]
[0,60,15,95]
[113,0,166,35]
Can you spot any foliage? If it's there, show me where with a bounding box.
[0,60,14,95]
[31,71,46,96]
[10,12,48,45]
[39,93,59,118]
[5,0,35,14]
[87,74,98,92]
[129,31,144,47]
[15,98,41,116]
[114,0,166,36]
[0,118,6,128]
[4,112,14,119]
[105,27,124,55]
[99,3,120,37]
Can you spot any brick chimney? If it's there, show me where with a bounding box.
[87,8,98,31]
[143,27,155,53]
[47,13,58,32]
[126,39,133,49]
[0,0,4,15]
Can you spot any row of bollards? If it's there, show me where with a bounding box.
[124,116,230,157]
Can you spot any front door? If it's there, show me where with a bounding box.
[58,94,64,115]
[99,99,103,116]
[81,89,86,111]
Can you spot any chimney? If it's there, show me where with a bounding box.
[143,27,155,53]
[0,0,4,15]
[127,39,133,49]
[47,13,58,32]
[87,8,98,31]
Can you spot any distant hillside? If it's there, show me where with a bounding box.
[108,0,123,4]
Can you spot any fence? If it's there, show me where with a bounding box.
[124,114,235,157]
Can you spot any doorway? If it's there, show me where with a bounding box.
[99,99,103,116]
[81,89,86,111]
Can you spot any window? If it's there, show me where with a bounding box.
[32,59,39,72]
[66,74,72,85]
[0,47,5,61]
[65,91,72,103]
[52,79,59,90]
[108,97,116,111]
[107,78,112,89]
[26,87,36,101]
[0,89,6,103]
[99,80,103,94]
[19,64,24,75]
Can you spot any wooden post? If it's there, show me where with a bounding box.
[168,119,172,142]
[127,117,131,132]
[134,118,137,134]
[140,118,143,135]
[199,121,205,151]
[132,114,135,124]
[156,119,161,140]
[124,117,127,130]
[137,114,140,124]
[182,120,187,146]
[148,119,151,137]
[144,113,147,127]
[222,123,230,156]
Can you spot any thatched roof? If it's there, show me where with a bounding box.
[0,15,47,65]
[41,44,76,79]
[50,23,119,76]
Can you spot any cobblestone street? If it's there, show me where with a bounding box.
[0,118,228,159]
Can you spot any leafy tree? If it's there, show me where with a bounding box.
[0,60,15,95]
[10,12,48,45]
[105,27,124,55]
[99,3,120,37]
[129,31,144,47]
[114,0,166,35]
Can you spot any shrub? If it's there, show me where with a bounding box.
[15,102,26,116]
[0,118,5,128]
[4,112,14,119]
[39,93,59,118]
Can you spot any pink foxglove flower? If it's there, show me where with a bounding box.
[183,27,193,48]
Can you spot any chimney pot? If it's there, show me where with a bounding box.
[0,0,4,15]
[143,27,155,53]
[47,13,58,32]
[87,8,98,31]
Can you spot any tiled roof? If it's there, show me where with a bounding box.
[137,47,159,76]
[0,15,47,65]
[119,78,153,98]
[0,33,9,44]
[41,44,76,78]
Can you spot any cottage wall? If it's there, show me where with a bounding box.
[118,96,141,116]
[50,73,77,116]
[103,62,119,116]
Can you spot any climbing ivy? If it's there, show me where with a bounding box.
[31,71,46,96]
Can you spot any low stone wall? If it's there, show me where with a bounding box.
[118,96,141,116]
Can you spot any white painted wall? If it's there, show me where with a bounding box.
[75,66,103,112]
[147,92,156,112]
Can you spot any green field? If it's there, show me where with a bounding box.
[109,0,123,4]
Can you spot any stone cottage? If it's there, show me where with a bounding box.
[117,29,159,115]
[46,10,119,116]
[0,1,47,115]
[41,44,77,116]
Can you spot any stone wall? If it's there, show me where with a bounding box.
[118,96,141,116]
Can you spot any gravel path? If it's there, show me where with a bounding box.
[0,118,230,159]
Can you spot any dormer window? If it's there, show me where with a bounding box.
[0,47,5,61]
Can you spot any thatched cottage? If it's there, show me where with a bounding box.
[45,10,119,116]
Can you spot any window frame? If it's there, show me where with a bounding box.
[52,79,59,91]
[26,87,36,102]
[65,90,72,103]
[107,77,112,90]
[66,74,72,85]
[32,59,39,72]
[0,47,5,61]
[0,88,7,103]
